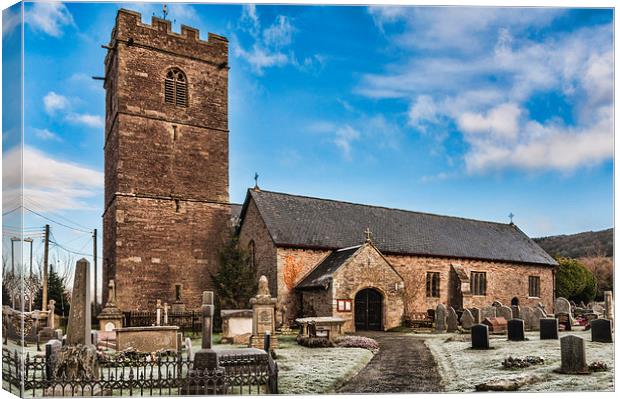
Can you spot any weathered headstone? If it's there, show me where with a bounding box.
[507,319,525,341]
[555,297,572,316]
[559,335,589,374]
[97,279,124,332]
[185,337,193,359]
[435,304,447,332]
[592,303,606,315]
[66,258,92,346]
[446,306,458,332]
[193,291,218,370]
[156,299,162,326]
[531,307,545,331]
[471,324,490,349]
[460,309,475,330]
[470,307,481,324]
[521,306,533,330]
[590,318,612,343]
[511,305,520,319]
[539,318,559,340]
[250,276,279,349]
[163,302,169,325]
[497,306,513,321]
[481,306,497,320]
[556,313,572,331]
[537,302,548,317]
[47,300,56,329]
[603,292,613,321]
[492,300,503,308]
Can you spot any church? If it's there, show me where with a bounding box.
[102,9,557,332]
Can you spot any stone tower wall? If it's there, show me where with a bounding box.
[103,9,230,310]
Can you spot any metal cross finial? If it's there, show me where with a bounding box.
[509,212,515,224]
[254,172,259,189]
[364,228,372,243]
[162,4,169,20]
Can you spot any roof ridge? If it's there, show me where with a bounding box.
[250,188,513,228]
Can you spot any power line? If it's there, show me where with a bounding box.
[24,197,92,231]
[24,207,92,234]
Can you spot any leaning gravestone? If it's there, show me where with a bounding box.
[435,304,447,332]
[481,306,497,320]
[497,306,513,321]
[559,335,589,374]
[590,319,613,343]
[470,308,481,324]
[446,307,458,332]
[540,318,559,340]
[460,309,475,330]
[507,319,525,341]
[471,324,490,349]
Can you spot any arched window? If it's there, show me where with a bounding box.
[248,240,256,269]
[164,68,188,107]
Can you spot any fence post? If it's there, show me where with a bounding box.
[263,332,271,353]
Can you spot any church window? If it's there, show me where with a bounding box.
[528,276,540,298]
[471,272,487,295]
[248,241,256,269]
[426,272,440,298]
[164,68,188,107]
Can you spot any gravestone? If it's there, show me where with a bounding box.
[470,308,481,324]
[482,317,507,334]
[531,307,545,331]
[185,337,193,359]
[471,324,490,349]
[97,280,124,332]
[446,307,458,332]
[590,319,612,343]
[537,303,548,317]
[460,309,475,330]
[66,258,92,346]
[435,304,447,332]
[591,303,605,315]
[555,297,572,316]
[492,301,503,308]
[507,319,525,341]
[559,335,589,374]
[163,303,169,325]
[556,313,572,331]
[539,318,559,340]
[249,276,279,349]
[603,291,613,322]
[156,299,162,326]
[193,291,219,370]
[520,307,533,330]
[480,306,497,320]
[497,306,513,321]
[511,305,520,319]
[38,300,58,342]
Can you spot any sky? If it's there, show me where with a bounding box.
[1,2,614,291]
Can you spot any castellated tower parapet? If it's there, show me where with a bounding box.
[103,9,230,311]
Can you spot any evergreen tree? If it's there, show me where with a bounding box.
[555,257,597,304]
[34,266,70,316]
[211,233,257,310]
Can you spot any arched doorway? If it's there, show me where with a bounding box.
[355,288,383,331]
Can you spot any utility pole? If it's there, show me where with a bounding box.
[24,238,33,276]
[42,224,50,310]
[10,237,18,274]
[93,228,98,314]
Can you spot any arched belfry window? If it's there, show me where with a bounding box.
[164,68,188,107]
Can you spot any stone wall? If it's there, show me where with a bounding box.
[385,254,555,317]
[103,9,230,310]
[299,289,333,318]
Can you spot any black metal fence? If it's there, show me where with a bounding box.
[2,347,277,397]
[124,311,202,335]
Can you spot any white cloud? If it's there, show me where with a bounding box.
[333,125,360,160]
[25,2,74,37]
[2,6,21,37]
[3,146,102,212]
[43,91,69,115]
[235,6,300,74]
[458,103,522,140]
[66,113,104,128]
[33,128,62,142]
[408,95,439,130]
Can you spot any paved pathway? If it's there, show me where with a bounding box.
[337,332,443,393]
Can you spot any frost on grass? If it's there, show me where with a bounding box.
[425,330,614,392]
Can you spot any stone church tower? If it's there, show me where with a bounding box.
[102,9,230,311]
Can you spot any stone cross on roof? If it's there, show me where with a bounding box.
[509,212,515,224]
[364,228,373,243]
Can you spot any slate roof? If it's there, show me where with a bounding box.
[240,189,558,266]
[296,246,361,289]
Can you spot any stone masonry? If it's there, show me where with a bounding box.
[103,9,230,310]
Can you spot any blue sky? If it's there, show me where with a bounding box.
[2,2,614,286]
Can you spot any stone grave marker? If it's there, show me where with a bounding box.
[480,306,497,320]
[156,300,162,326]
[492,300,503,308]
[497,306,513,321]
[185,337,193,359]
[590,319,612,343]
[559,335,589,374]
[555,297,571,314]
[470,307,481,324]
[531,307,545,331]
[460,309,475,330]
[520,306,533,330]
[66,259,92,346]
[591,304,605,315]
[471,324,490,349]
[511,305,520,319]
[603,291,613,322]
[435,304,447,332]
[163,302,169,325]
[446,307,458,332]
[557,313,572,331]
[539,318,559,340]
[507,319,525,341]
[250,276,279,349]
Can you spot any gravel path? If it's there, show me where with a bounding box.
[337,332,443,393]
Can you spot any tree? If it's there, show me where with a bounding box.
[34,266,70,316]
[555,257,597,304]
[580,256,613,300]
[211,233,257,309]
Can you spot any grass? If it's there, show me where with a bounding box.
[423,329,614,392]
